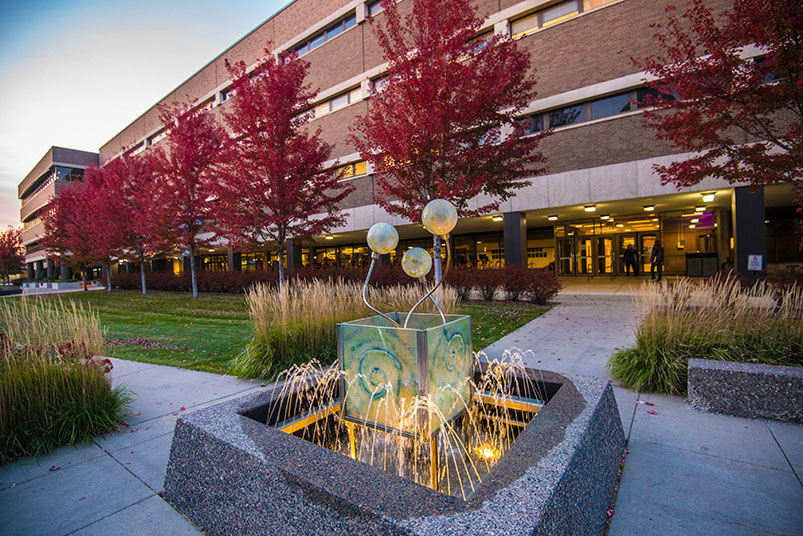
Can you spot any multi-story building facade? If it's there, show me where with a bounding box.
[20,0,801,279]
[18,146,98,279]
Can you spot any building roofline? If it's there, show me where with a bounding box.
[99,0,298,154]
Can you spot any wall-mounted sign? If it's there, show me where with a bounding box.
[747,254,763,271]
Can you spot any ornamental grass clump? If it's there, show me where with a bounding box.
[608,275,803,395]
[0,298,130,464]
[231,278,457,379]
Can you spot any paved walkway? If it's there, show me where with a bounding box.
[1,290,801,535]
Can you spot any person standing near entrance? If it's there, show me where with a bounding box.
[650,239,664,281]
[623,244,639,277]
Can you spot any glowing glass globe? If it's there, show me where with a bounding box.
[422,199,457,236]
[366,222,399,254]
[402,247,432,278]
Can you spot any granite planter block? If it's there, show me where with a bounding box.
[688,358,803,424]
[163,369,625,536]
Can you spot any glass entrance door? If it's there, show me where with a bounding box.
[577,237,593,275]
[640,234,657,274]
[557,237,575,275]
[617,234,637,275]
[596,237,614,274]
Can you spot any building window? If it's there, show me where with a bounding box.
[511,12,538,39]
[589,92,631,120]
[314,87,362,118]
[584,0,616,10]
[147,129,167,146]
[127,142,145,157]
[337,160,368,179]
[635,87,675,109]
[541,0,580,27]
[293,13,357,57]
[371,76,389,95]
[549,104,585,128]
[241,252,265,272]
[201,255,228,272]
[367,0,384,16]
[518,114,544,135]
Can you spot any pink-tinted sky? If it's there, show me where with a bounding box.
[0,0,291,228]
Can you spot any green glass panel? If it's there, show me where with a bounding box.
[426,315,472,433]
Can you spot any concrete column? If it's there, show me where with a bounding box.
[732,186,767,279]
[227,247,242,272]
[286,239,303,271]
[46,259,56,280]
[183,256,192,274]
[35,260,46,279]
[27,262,35,281]
[125,261,135,274]
[151,258,167,272]
[503,212,527,267]
[60,265,72,280]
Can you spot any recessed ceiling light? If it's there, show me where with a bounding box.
[643,205,655,212]
[600,214,611,220]
[702,193,716,203]
[689,224,696,229]
[695,206,706,212]
[325,235,334,240]
[616,223,624,228]
[548,215,558,221]
[691,218,699,223]
[492,215,503,222]
[584,205,597,212]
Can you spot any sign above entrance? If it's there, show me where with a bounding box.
[747,255,763,271]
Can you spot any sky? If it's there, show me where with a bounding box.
[0,0,292,229]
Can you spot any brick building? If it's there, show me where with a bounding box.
[19,0,801,279]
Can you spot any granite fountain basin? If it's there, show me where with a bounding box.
[163,365,624,536]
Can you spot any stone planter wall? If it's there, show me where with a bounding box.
[688,359,803,424]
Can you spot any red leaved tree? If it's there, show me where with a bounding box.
[215,48,352,286]
[103,153,175,295]
[147,102,230,298]
[41,180,100,290]
[0,227,24,284]
[635,0,802,200]
[350,0,547,282]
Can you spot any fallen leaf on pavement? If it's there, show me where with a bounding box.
[647,409,657,415]
[49,466,60,471]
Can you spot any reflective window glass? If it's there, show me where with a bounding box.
[590,92,631,119]
[309,32,325,50]
[344,15,356,30]
[327,23,343,40]
[541,0,579,26]
[549,104,585,128]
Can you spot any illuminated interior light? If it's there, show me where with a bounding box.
[689,224,696,229]
[584,205,597,212]
[548,215,558,221]
[492,215,503,222]
[702,193,716,203]
[643,205,655,212]
[691,218,699,223]
[325,235,334,240]
[600,214,611,220]
[695,206,706,212]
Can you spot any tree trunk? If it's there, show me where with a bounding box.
[104,262,112,293]
[82,268,87,292]
[189,243,199,299]
[278,237,286,288]
[139,251,147,296]
[433,234,443,305]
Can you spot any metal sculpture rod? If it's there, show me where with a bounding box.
[363,252,402,328]
[404,235,451,328]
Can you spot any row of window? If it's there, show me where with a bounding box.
[518,87,672,134]
[22,166,84,206]
[294,13,357,56]
[511,0,617,39]
[314,87,362,119]
[336,160,368,179]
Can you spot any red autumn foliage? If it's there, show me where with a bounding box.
[215,47,352,287]
[0,227,25,284]
[351,0,547,282]
[635,0,803,201]
[146,102,230,298]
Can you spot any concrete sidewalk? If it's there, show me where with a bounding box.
[1,292,801,535]
[0,361,261,535]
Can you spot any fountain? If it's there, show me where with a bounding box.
[163,200,626,535]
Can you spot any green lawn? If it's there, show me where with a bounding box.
[29,291,546,374]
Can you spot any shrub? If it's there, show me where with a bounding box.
[475,269,504,301]
[524,268,562,305]
[503,265,531,301]
[765,266,803,290]
[447,266,476,301]
[230,279,457,380]
[0,298,130,463]
[607,275,803,395]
